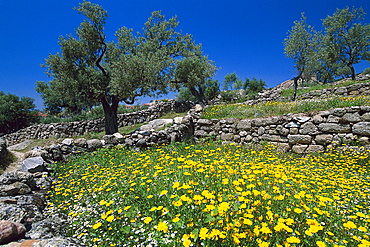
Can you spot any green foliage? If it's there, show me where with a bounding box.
[37,1,215,134]
[0,91,38,134]
[223,72,242,90]
[322,6,370,80]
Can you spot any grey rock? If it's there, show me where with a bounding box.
[318,123,351,133]
[86,139,103,151]
[0,182,31,196]
[291,145,308,154]
[196,119,213,125]
[21,157,46,173]
[285,122,300,128]
[0,204,27,223]
[353,122,370,136]
[73,138,87,147]
[61,139,74,146]
[341,113,362,123]
[220,133,233,141]
[288,135,312,144]
[306,145,325,153]
[236,120,252,130]
[26,214,68,239]
[315,134,333,145]
[299,122,318,135]
[361,113,370,121]
[293,116,311,123]
[258,127,265,135]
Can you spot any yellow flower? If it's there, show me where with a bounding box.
[143,217,152,224]
[316,241,326,247]
[294,208,303,214]
[106,215,114,222]
[343,220,357,229]
[287,236,301,243]
[92,222,102,230]
[172,217,180,222]
[157,221,168,232]
[160,190,168,195]
[199,227,209,240]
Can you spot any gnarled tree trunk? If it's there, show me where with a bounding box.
[101,96,119,135]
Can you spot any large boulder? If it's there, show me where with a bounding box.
[0,220,26,244]
[21,157,46,173]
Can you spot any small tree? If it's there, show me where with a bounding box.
[0,92,38,134]
[245,77,266,94]
[223,72,242,90]
[284,13,318,100]
[322,6,370,80]
[37,1,214,134]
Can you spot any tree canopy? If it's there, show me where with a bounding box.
[0,92,37,135]
[284,6,370,93]
[37,1,217,134]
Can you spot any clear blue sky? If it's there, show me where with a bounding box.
[1,0,369,110]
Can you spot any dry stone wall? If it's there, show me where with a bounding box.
[194,106,370,153]
[3,100,193,146]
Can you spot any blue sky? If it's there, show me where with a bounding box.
[1,0,369,109]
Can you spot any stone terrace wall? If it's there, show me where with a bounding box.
[194,106,370,153]
[3,100,193,146]
[297,81,370,100]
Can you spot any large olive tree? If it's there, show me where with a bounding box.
[37,1,216,134]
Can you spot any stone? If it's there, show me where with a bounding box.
[73,138,87,147]
[0,182,31,196]
[61,138,74,146]
[7,140,33,151]
[288,135,312,144]
[352,122,370,136]
[194,104,203,112]
[196,119,213,125]
[220,133,233,141]
[276,125,289,136]
[291,145,308,154]
[25,214,68,240]
[306,145,325,153]
[285,122,300,128]
[86,139,103,151]
[0,220,26,245]
[341,113,361,123]
[258,127,265,135]
[299,122,318,135]
[318,123,351,133]
[0,204,27,223]
[194,130,208,137]
[21,157,46,173]
[23,149,47,159]
[312,115,325,124]
[315,134,333,145]
[293,116,311,123]
[275,143,290,153]
[261,134,288,142]
[361,113,370,121]
[236,120,252,130]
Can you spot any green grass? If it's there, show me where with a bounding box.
[46,142,370,246]
[202,95,370,120]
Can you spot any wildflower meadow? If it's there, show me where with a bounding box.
[46,142,370,247]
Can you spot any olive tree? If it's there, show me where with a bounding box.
[37,1,216,134]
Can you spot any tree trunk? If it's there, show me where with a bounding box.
[101,96,119,135]
[292,76,299,101]
[348,63,356,80]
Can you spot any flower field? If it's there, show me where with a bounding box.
[46,142,370,247]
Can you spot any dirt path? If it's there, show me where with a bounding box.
[3,140,33,173]
[4,150,24,173]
